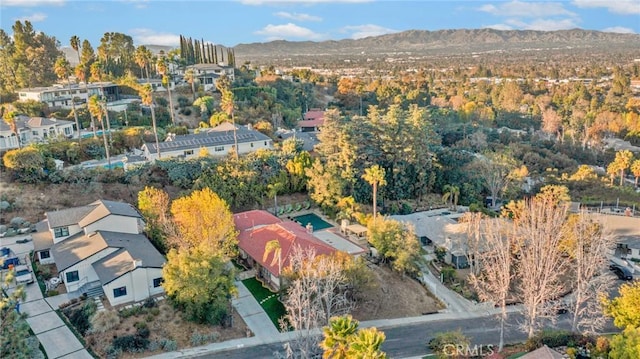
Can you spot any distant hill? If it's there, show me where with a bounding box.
[232,28,640,61]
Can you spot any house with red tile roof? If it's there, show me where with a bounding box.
[297,108,325,132]
[234,210,336,290]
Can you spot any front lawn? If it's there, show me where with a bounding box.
[242,277,287,330]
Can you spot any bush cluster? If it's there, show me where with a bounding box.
[62,300,97,335]
[524,330,595,351]
[190,331,220,346]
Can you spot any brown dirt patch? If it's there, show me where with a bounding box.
[351,263,444,320]
[85,301,248,358]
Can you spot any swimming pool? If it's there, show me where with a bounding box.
[292,213,333,231]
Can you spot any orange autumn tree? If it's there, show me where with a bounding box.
[169,187,238,259]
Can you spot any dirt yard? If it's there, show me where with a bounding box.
[351,263,444,320]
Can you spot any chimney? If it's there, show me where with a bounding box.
[133,259,142,268]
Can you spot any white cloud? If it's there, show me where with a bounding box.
[506,18,580,31]
[573,0,640,15]
[1,0,64,6]
[274,11,322,22]
[483,24,514,31]
[479,1,575,18]
[602,26,636,34]
[342,24,398,39]
[14,12,47,22]
[241,0,370,5]
[130,28,180,46]
[255,23,324,41]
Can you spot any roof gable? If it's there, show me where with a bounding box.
[78,200,141,228]
[46,205,98,228]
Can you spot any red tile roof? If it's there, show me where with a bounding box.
[238,221,336,276]
[303,109,324,121]
[233,210,282,232]
[297,118,325,128]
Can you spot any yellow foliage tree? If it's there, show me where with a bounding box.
[170,188,238,258]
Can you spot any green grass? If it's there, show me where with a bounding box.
[241,277,287,330]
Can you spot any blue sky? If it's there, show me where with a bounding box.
[1,0,639,48]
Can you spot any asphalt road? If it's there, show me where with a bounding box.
[197,313,618,359]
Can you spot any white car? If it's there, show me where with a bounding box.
[14,265,34,285]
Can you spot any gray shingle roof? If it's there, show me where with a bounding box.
[46,205,98,228]
[92,232,166,285]
[77,200,142,228]
[52,230,165,278]
[143,127,271,153]
[52,231,108,272]
[33,220,53,251]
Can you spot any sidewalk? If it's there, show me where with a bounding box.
[419,259,482,313]
[232,280,281,338]
[3,234,92,359]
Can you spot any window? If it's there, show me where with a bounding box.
[32,131,38,136]
[184,150,194,156]
[54,226,69,238]
[264,141,267,146]
[113,286,127,298]
[64,127,71,135]
[153,278,163,288]
[250,143,254,148]
[214,146,224,152]
[66,270,79,282]
[40,250,50,259]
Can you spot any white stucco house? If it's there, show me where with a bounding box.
[32,200,166,306]
[17,82,120,109]
[185,63,235,92]
[1,115,76,151]
[141,125,273,161]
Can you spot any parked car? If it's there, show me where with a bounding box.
[609,264,633,281]
[1,247,20,270]
[14,265,34,285]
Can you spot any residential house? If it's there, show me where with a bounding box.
[297,108,325,132]
[520,345,563,359]
[32,200,165,306]
[234,210,337,290]
[17,82,120,109]
[185,63,235,92]
[141,125,273,161]
[1,115,75,151]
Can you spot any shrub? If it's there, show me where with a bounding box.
[150,307,160,316]
[524,330,584,351]
[441,267,456,284]
[136,327,150,339]
[142,297,157,308]
[428,330,471,359]
[119,306,143,318]
[46,290,59,297]
[190,331,220,346]
[90,310,120,334]
[158,338,177,351]
[112,334,149,353]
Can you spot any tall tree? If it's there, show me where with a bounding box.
[631,159,640,187]
[156,56,176,125]
[162,248,237,325]
[442,184,460,211]
[562,212,615,334]
[87,94,111,169]
[469,216,514,352]
[320,315,359,359]
[473,150,522,208]
[139,83,161,159]
[362,165,386,220]
[509,192,569,338]
[216,74,238,159]
[0,269,32,358]
[71,37,96,137]
[54,57,81,144]
[169,187,238,258]
[611,150,634,186]
[602,281,640,358]
[263,239,282,275]
[184,68,197,101]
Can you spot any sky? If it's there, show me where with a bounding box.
[1,0,639,48]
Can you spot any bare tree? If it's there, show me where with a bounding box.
[281,245,354,358]
[512,195,569,338]
[562,212,616,334]
[472,151,520,208]
[469,217,514,352]
[462,212,483,276]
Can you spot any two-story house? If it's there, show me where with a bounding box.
[0,115,76,151]
[185,63,235,92]
[17,82,121,109]
[32,200,165,306]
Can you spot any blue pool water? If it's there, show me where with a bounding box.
[291,213,333,231]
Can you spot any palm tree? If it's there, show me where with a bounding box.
[362,165,387,220]
[321,315,359,359]
[216,75,238,159]
[442,184,460,211]
[140,84,161,159]
[631,159,640,187]
[184,68,197,101]
[346,327,387,359]
[89,61,113,145]
[71,36,96,138]
[267,182,284,216]
[54,57,81,145]
[612,150,634,186]
[156,57,176,125]
[3,111,20,149]
[87,95,111,169]
[262,239,282,276]
[134,45,151,79]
